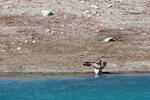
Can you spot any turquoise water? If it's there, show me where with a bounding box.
[0,74,150,100]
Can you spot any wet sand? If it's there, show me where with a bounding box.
[0,72,150,79]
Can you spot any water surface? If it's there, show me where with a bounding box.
[0,74,150,100]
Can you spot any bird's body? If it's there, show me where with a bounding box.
[83,59,106,75]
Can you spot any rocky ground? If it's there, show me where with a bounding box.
[0,0,150,73]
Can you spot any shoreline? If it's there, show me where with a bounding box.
[0,71,150,79]
[0,0,150,78]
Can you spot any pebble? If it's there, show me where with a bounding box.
[51,31,55,34]
[45,29,51,33]
[60,32,64,34]
[120,27,124,30]
[41,10,54,16]
[107,5,113,8]
[91,4,99,9]
[17,47,21,51]
[11,42,15,45]
[141,62,145,64]
[142,33,147,35]
[112,64,116,67]
[96,13,100,16]
[87,14,91,17]
[104,37,115,42]
[24,40,28,43]
[96,29,100,33]
[0,50,6,52]
[85,10,90,14]
[79,0,87,3]
[32,40,36,43]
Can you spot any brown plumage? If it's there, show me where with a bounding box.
[83,59,107,75]
[83,59,106,69]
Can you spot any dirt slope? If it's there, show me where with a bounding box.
[0,0,150,73]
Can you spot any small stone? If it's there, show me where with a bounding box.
[60,32,64,34]
[104,37,115,42]
[79,0,87,3]
[91,10,97,14]
[17,47,21,50]
[107,5,113,8]
[99,23,103,26]
[142,33,147,35]
[120,0,123,3]
[96,13,100,16]
[120,27,124,30]
[0,50,5,52]
[91,4,99,9]
[11,42,15,45]
[87,14,91,17]
[112,64,116,67]
[45,29,51,33]
[41,10,54,16]
[96,29,100,32]
[85,10,90,14]
[51,31,55,34]
[24,40,28,43]
[141,62,145,64]
[32,40,36,43]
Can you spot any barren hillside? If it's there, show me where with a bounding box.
[0,0,150,73]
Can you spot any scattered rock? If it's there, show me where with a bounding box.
[0,50,6,52]
[51,31,55,34]
[60,32,64,34]
[104,37,115,42]
[96,29,100,33]
[91,10,97,14]
[41,10,54,16]
[24,40,28,43]
[85,10,90,14]
[91,4,99,9]
[142,33,147,35]
[87,14,91,17]
[112,64,116,67]
[107,11,112,14]
[79,0,87,3]
[32,40,36,43]
[11,42,15,45]
[17,47,21,51]
[45,29,51,33]
[107,5,113,8]
[120,27,124,30]
[96,13,100,16]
